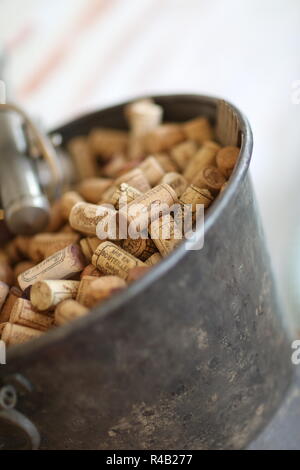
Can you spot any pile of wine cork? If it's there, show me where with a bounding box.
[0,98,240,347]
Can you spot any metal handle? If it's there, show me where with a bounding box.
[0,102,61,189]
[0,378,40,450]
[0,105,50,235]
[0,408,40,450]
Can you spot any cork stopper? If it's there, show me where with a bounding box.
[154,153,178,173]
[92,242,146,280]
[161,172,188,197]
[10,298,54,331]
[122,237,158,261]
[144,124,185,153]
[28,232,80,262]
[30,280,80,311]
[83,276,126,308]
[18,244,86,291]
[88,128,128,159]
[192,166,226,195]
[184,141,221,182]
[0,287,22,323]
[0,282,9,311]
[80,264,103,279]
[115,168,151,193]
[216,146,240,178]
[126,99,163,160]
[145,252,162,266]
[54,300,88,326]
[69,202,116,236]
[110,183,142,210]
[182,117,214,144]
[67,136,98,179]
[127,266,151,283]
[119,183,178,231]
[1,323,43,346]
[0,262,14,286]
[60,191,84,220]
[139,156,165,186]
[150,215,182,256]
[170,140,198,171]
[77,178,112,204]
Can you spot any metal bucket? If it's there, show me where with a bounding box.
[0,94,292,450]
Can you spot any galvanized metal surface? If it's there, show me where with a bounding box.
[0,95,293,449]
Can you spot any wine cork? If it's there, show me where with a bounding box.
[60,191,84,220]
[127,266,151,283]
[180,185,213,208]
[4,240,23,264]
[109,186,126,208]
[0,282,9,311]
[126,99,163,159]
[84,276,126,308]
[77,178,112,204]
[54,300,88,326]
[116,158,144,176]
[122,237,157,261]
[180,185,213,227]
[88,128,128,159]
[80,237,102,261]
[119,183,178,231]
[92,242,146,280]
[127,139,144,161]
[43,240,80,259]
[60,224,76,233]
[145,252,162,266]
[14,261,36,280]
[0,287,22,323]
[44,199,65,233]
[125,99,162,134]
[144,124,185,153]
[100,184,118,204]
[1,323,43,346]
[76,275,98,306]
[28,233,80,262]
[0,249,9,264]
[69,202,116,236]
[216,146,240,178]
[101,154,127,178]
[192,166,226,195]
[14,236,31,258]
[183,116,214,144]
[80,264,103,279]
[18,244,86,291]
[110,183,142,209]
[170,140,198,171]
[184,141,221,181]
[10,298,54,331]
[150,215,182,256]
[67,136,97,179]
[115,168,151,193]
[161,172,187,197]
[31,280,80,311]
[139,156,165,186]
[154,153,178,173]
[0,262,14,285]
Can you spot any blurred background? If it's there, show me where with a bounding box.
[0,0,300,330]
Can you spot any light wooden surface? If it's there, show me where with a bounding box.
[1,0,300,325]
